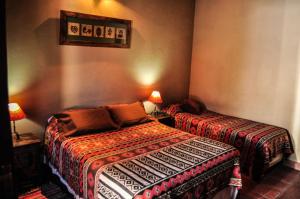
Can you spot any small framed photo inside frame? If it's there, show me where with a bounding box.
[60,10,132,48]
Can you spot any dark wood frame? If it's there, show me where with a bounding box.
[0,0,15,197]
[60,10,132,48]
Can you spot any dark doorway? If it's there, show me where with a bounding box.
[0,0,15,198]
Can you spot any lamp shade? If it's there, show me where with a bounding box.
[148,90,163,104]
[8,103,26,121]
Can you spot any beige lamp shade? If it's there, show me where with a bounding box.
[148,90,163,104]
[8,103,26,121]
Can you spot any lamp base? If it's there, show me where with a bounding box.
[12,120,21,140]
[14,132,21,140]
[151,105,164,117]
[151,105,158,116]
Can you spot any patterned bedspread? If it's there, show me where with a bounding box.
[174,111,294,176]
[45,119,241,199]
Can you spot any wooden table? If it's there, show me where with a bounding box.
[13,133,41,193]
[150,113,175,127]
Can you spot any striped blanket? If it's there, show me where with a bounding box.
[45,119,241,199]
[174,111,294,176]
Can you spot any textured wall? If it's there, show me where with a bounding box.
[7,0,195,136]
[190,0,300,163]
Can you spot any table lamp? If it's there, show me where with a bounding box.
[148,90,163,116]
[8,103,26,140]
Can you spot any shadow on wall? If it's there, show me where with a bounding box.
[10,18,63,125]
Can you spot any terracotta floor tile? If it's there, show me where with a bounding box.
[263,189,281,199]
[279,185,300,199]
[239,164,300,199]
[266,176,290,188]
[238,191,264,199]
[243,184,277,195]
[267,167,298,183]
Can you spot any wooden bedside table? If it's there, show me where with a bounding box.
[13,133,41,193]
[150,113,175,127]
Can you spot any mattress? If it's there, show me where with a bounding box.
[45,119,242,199]
[174,111,294,176]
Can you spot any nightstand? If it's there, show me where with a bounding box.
[150,113,175,127]
[13,133,41,193]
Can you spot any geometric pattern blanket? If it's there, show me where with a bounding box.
[45,119,242,199]
[174,111,294,176]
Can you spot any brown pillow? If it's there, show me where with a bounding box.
[107,101,149,126]
[181,98,206,115]
[61,107,118,135]
[53,113,77,135]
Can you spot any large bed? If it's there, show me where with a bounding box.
[164,104,294,179]
[44,115,242,199]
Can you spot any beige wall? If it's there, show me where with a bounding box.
[190,0,300,163]
[7,0,195,137]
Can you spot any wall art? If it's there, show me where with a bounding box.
[60,10,131,48]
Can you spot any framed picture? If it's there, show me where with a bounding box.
[60,10,132,48]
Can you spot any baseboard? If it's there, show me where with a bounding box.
[284,159,300,171]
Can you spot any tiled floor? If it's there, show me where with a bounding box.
[238,164,300,199]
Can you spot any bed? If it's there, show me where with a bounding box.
[44,115,242,199]
[163,104,294,179]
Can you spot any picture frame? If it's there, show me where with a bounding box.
[60,10,132,48]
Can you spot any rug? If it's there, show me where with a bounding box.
[18,188,47,199]
[18,182,72,199]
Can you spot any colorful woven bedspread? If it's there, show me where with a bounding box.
[174,111,294,175]
[45,120,241,199]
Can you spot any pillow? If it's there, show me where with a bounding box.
[53,113,77,136]
[55,107,119,136]
[181,98,206,115]
[162,104,183,117]
[107,101,149,126]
